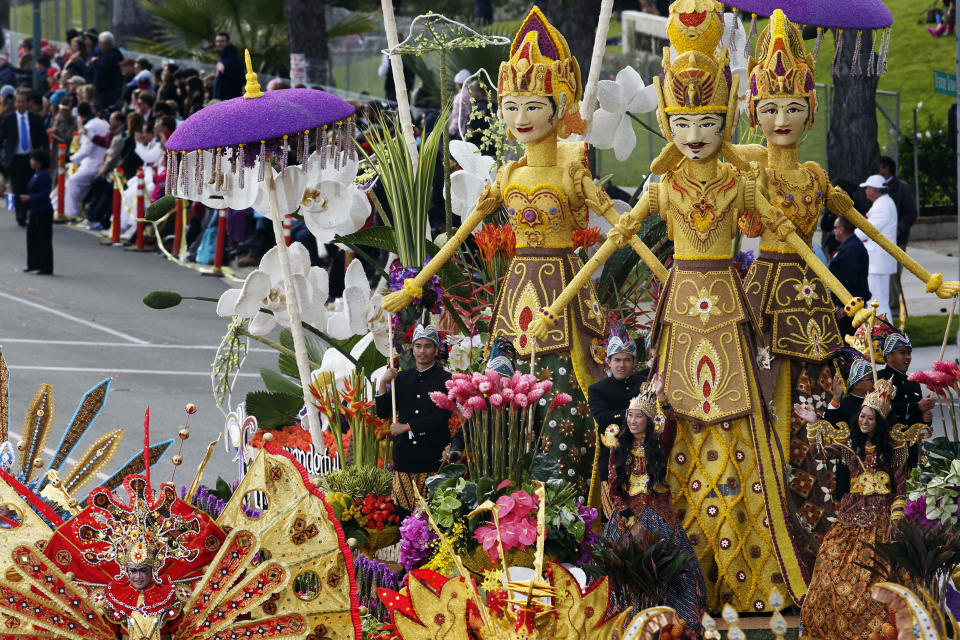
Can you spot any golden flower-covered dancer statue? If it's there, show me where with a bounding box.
[529,0,828,611]
[736,9,959,574]
[381,6,665,499]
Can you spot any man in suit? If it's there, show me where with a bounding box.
[0,88,48,226]
[212,32,244,101]
[375,323,454,516]
[878,156,917,248]
[829,216,871,336]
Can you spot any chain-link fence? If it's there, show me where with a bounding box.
[9,0,113,41]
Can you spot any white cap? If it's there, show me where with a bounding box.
[454,68,470,84]
[859,174,886,189]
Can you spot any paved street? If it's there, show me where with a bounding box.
[0,209,274,490]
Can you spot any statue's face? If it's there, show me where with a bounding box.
[127,564,154,590]
[500,94,561,144]
[668,113,724,161]
[755,97,809,146]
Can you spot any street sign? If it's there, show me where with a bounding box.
[935,70,957,96]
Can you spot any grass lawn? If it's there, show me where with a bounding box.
[905,313,959,346]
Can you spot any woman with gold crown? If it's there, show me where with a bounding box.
[381,7,664,499]
[602,374,706,636]
[794,379,927,640]
[529,0,820,612]
[736,8,960,576]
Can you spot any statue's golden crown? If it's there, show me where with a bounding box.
[660,0,730,114]
[747,8,818,126]
[498,6,585,136]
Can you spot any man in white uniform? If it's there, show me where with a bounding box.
[855,174,898,321]
[64,103,109,218]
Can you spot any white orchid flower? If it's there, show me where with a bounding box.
[310,333,388,399]
[723,12,750,108]
[448,139,496,227]
[326,260,390,356]
[447,333,484,372]
[588,66,658,162]
[300,149,371,244]
[216,242,324,335]
[251,165,309,216]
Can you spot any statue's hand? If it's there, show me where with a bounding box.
[851,306,875,329]
[828,188,854,214]
[607,213,640,248]
[381,289,413,313]
[527,310,555,341]
[935,280,960,299]
[774,218,797,242]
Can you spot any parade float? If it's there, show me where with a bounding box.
[117,0,960,637]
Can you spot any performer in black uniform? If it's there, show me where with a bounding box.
[877,328,934,426]
[375,323,453,515]
[588,325,644,515]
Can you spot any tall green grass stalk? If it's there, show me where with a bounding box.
[358,108,450,268]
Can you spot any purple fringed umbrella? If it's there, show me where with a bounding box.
[164,50,358,445]
[726,0,892,29]
[725,0,894,76]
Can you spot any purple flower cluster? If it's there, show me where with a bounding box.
[733,250,755,272]
[187,485,230,519]
[904,495,936,528]
[354,553,402,622]
[575,500,600,565]
[388,257,444,313]
[398,511,436,571]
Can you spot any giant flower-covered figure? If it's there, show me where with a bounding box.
[382,7,665,500]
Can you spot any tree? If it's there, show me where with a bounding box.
[284,0,330,85]
[827,28,881,186]
[535,0,597,81]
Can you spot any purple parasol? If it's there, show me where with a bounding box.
[165,88,355,152]
[726,0,892,29]
[159,53,358,524]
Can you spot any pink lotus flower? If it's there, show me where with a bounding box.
[528,387,545,403]
[513,394,529,409]
[515,379,531,394]
[927,370,954,396]
[478,380,493,393]
[909,370,933,386]
[485,369,502,386]
[467,396,488,413]
[502,388,515,401]
[539,380,553,394]
[933,360,960,387]
[430,391,456,411]
[549,393,573,411]
[489,393,504,407]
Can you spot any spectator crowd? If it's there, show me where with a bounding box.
[0,26,923,321]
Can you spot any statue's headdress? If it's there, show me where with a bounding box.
[862,378,896,419]
[652,0,746,173]
[747,9,818,128]
[628,383,658,420]
[498,6,586,138]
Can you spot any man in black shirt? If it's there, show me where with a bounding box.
[876,328,934,425]
[375,323,453,515]
[587,327,644,514]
